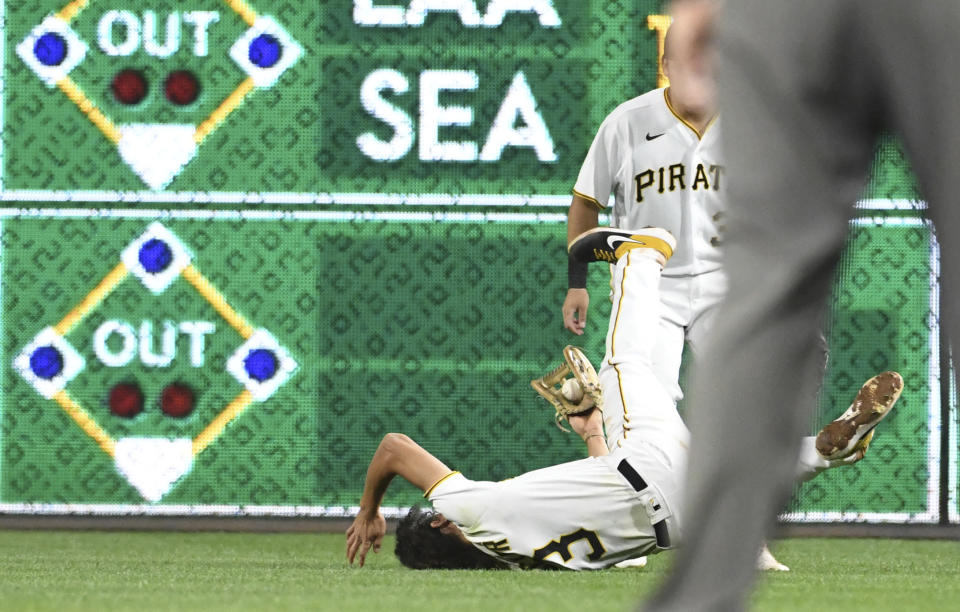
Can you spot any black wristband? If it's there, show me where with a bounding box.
[568,256,588,289]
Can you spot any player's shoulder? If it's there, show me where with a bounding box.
[600,88,669,128]
[425,471,468,498]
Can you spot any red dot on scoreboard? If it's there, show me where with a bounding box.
[109,382,144,418]
[161,383,195,418]
[164,70,200,106]
[111,69,148,105]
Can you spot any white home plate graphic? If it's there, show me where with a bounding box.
[117,125,198,191]
[114,438,194,502]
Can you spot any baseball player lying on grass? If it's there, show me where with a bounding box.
[346,340,903,571]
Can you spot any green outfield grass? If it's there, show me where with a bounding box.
[0,531,957,611]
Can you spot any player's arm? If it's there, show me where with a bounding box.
[567,407,608,457]
[346,433,452,567]
[563,194,601,335]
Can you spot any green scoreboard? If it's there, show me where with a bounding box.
[0,1,955,525]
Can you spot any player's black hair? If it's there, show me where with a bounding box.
[394,506,508,570]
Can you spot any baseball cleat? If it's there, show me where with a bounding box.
[613,556,648,569]
[568,226,676,268]
[757,544,789,572]
[815,371,903,461]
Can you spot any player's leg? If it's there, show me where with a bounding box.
[650,274,698,406]
[681,268,726,357]
[645,2,881,610]
[602,272,693,447]
[598,249,689,461]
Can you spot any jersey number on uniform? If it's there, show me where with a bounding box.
[532,528,606,563]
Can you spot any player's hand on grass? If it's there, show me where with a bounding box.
[346,510,386,567]
[563,288,590,335]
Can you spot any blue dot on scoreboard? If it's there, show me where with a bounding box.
[34,33,68,67]
[248,34,282,69]
[244,349,278,382]
[30,346,63,379]
[138,238,173,274]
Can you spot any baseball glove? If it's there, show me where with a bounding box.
[531,345,604,431]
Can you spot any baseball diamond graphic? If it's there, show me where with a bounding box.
[11,221,298,501]
[0,210,944,520]
[15,0,303,190]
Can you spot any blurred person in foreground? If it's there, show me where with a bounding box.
[644,1,960,610]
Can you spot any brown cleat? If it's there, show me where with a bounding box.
[815,371,904,460]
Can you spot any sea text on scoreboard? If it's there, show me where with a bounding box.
[353,0,562,163]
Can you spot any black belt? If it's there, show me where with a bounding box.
[617,459,671,549]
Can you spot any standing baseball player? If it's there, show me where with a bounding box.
[563,26,723,457]
[560,24,803,573]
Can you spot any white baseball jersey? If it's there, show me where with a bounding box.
[426,448,681,570]
[571,88,729,440]
[574,87,724,277]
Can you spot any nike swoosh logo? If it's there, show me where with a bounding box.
[646,133,664,141]
[607,236,645,250]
